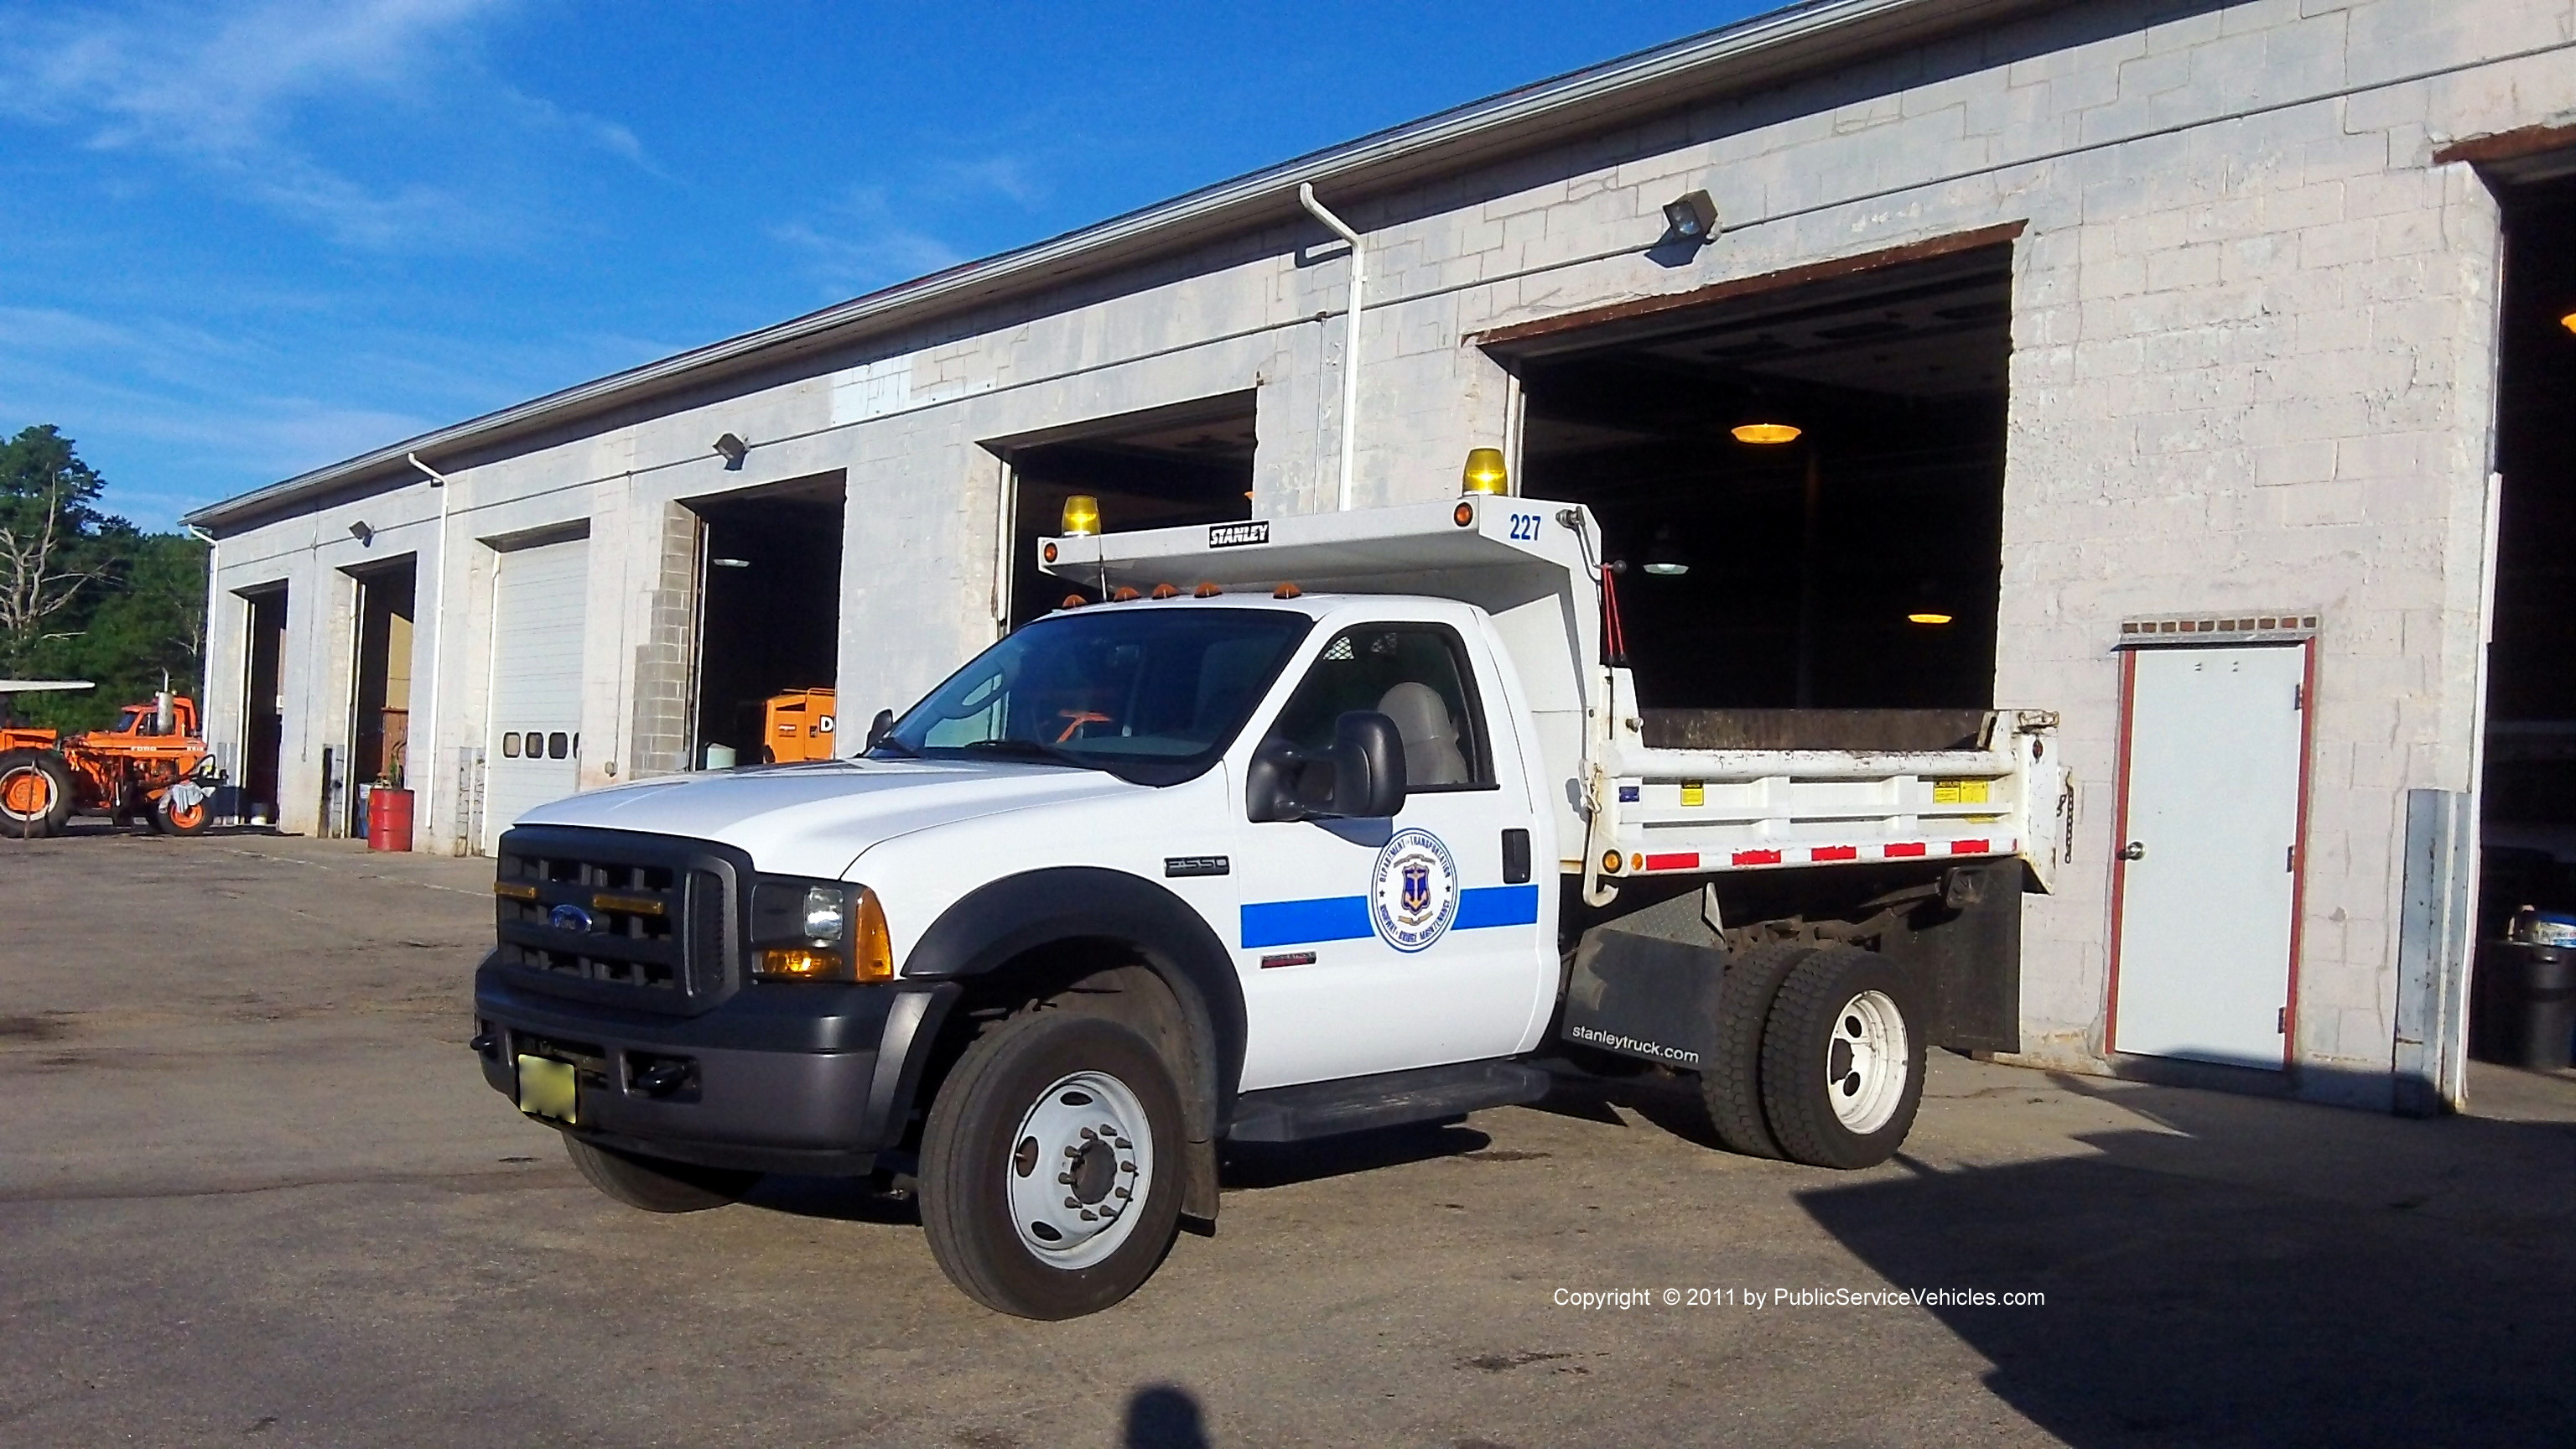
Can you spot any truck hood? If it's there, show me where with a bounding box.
[512,758,1140,878]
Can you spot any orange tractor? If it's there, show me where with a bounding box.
[0,681,223,838]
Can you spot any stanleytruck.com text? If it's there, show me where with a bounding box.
[1552,1286,2044,1310]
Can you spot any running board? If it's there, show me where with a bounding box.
[1223,1060,1554,1144]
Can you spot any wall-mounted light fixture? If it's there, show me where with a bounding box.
[1906,579,1952,626]
[713,432,749,469]
[709,557,750,569]
[348,521,374,545]
[1659,190,1719,248]
[1461,447,1509,496]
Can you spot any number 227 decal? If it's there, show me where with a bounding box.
[1506,512,1541,541]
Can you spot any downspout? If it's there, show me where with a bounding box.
[1298,183,1366,511]
[407,453,453,850]
[182,524,219,798]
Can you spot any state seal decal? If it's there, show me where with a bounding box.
[1369,827,1459,953]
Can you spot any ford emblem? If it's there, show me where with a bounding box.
[548,902,595,933]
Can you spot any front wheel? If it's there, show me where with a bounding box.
[918,1012,1185,1319]
[1758,946,1927,1169]
[564,1135,760,1213]
[153,789,211,836]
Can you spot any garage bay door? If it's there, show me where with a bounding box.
[484,537,589,853]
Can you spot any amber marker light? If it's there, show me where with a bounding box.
[494,880,538,901]
[1908,612,1955,626]
[2563,307,2576,335]
[853,888,894,983]
[757,947,844,980]
[591,891,665,916]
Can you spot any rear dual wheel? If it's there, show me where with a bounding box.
[1698,943,1926,1170]
[0,750,73,838]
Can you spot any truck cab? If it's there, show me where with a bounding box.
[472,496,2062,1318]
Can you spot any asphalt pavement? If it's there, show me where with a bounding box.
[3,828,2571,1447]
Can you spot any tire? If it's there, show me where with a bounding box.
[564,1135,760,1213]
[153,791,211,836]
[1696,941,1818,1159]
[0,750,74,839]
[1758,946,1927,1170]
[918,1012,1186,1319]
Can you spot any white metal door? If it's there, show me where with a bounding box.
[2110,644,2308,1067]
[482,538,589,852]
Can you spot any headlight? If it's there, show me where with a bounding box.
[750,877,893,983]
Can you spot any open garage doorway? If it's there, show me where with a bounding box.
[2474,157,2576,1070]
[237,584,287,825]
[1490,241,2012,725]
[344,559,415,838]
[993,392,1255,628]
[689,473,844,766]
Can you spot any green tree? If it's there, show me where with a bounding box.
[0,425,207,732]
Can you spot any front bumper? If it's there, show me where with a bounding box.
[473,956,957,1176]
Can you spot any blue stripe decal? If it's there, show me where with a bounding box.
[1456,884,1541,930]
[1240,896,1371,948]
[1239,884,1541,948]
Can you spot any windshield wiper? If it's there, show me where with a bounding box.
[866,735,922,760]
[958,738,1095,770]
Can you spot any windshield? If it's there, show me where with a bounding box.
[876,607,1312,785]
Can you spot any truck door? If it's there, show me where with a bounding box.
[1230,620,1548,1089]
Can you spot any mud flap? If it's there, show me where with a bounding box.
[1561,929,1722,1069]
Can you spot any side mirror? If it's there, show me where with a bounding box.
[865,709,896,750]
[1245,711,1407,822]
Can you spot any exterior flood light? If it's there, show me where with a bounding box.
[1660,190,1719,246]
[713,432,749,468]
[348,521,373,544]
[1461,447,1509,496]
[1059,494,1102,536]
[1642,525,1690,577]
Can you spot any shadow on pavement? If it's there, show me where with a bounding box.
[1122,1384,1211,1449]
[1797,1069,2576,1446]
[1221,1121,1491,1191]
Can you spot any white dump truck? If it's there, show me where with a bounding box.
[472,492,2067,1317]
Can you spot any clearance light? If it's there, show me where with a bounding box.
[1111,585,1141,602]
[1908,612,1955,626]
[1601,849,1623,874]
[1194,582,1222,598]
[1150,583,1180,600]
[1461,447,1509,496]
[2563,308,2576,335]
[1731,417,1801,445]
[1060,494,1101,536]
[1273,582,1301,600]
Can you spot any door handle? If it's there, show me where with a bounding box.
[2118,841,2147,861]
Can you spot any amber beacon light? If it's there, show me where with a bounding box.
[1461,448,1509,496]
[1059,494,1102,536]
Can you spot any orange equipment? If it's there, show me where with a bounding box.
[0,688,224,839]
[761,688,837,763]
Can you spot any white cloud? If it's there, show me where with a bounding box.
[773,187,973,300]
[0,0,652,247]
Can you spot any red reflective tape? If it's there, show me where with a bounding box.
[1884,842,1927,858]
[1810,845,1858,862]
[1950,839,1992,854]
[1644,852,1700,871]
[1732,849,1783,866]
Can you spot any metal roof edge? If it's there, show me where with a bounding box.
[188,0,1989,532]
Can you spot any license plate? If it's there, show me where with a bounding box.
[516,1054,578,1124]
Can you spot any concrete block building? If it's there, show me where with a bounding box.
[185,0,2576,1111]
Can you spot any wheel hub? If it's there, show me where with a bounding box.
[1823,989,1909,1135]
[1006,1068,1152,1270]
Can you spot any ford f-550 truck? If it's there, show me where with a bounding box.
[473,493,2066,1318]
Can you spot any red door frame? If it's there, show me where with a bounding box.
[2102,638,2318,1067]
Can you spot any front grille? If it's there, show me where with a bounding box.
[493,827,748,1015]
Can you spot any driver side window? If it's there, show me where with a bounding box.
[1269,625,1489,790]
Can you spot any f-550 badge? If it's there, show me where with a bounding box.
[1370,827,1458,953]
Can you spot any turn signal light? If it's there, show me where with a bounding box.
[757,947,845,980]
[854,887,894,983]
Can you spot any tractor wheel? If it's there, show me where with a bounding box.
[0,750,75,839]
[153,791,212,836]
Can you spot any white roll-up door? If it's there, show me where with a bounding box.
[483,537,589,852]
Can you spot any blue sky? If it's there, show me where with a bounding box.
[0,1,1766,530]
